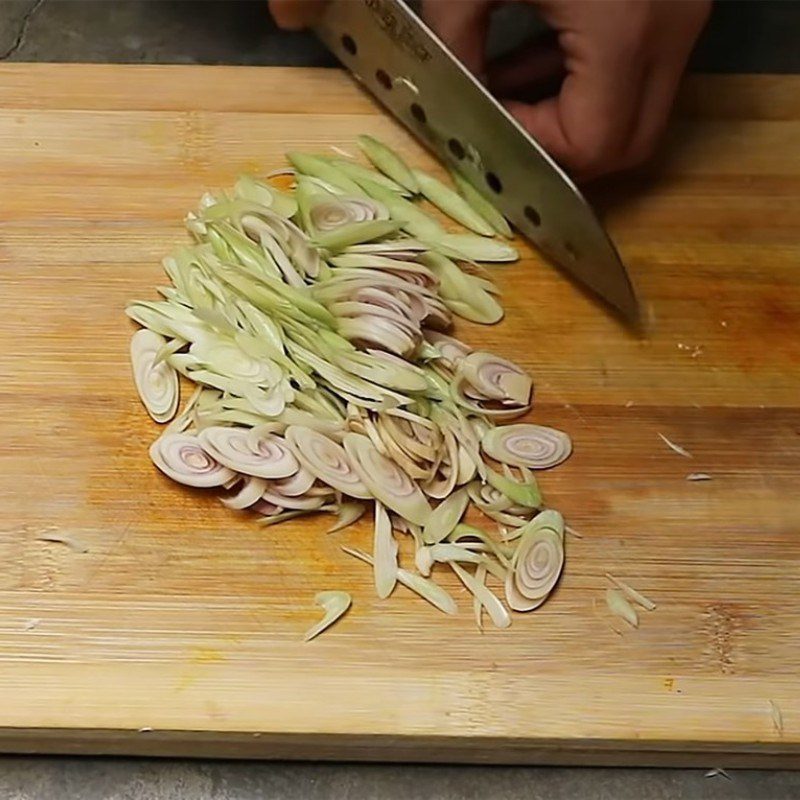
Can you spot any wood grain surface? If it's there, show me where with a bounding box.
[0,64,799,766]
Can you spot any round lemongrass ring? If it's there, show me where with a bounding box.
[459,352,532,406]
[285,426,372,499]
[199,426,299,479]
[482,424,572,470]
[150,433,235,488]
[310,197,388,231]
[131,329,179,423]
[505,527,564,612]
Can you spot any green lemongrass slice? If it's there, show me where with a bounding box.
[335,350,428,395]
[150,432,235,488]
[422,487,469,544]
[420,253,503,324]
[354,175,444,239]
[341,546,457,615]
[412,168,494,236]
[356,134,419,194]
[373,500,398,599]
[234,174,297,218]
[343,433,431,525]
[425,232,519,263]
[450,523,513,566]
[328,157,409,195]
[313,219,402,252]
[605,574,657,611]
[451,562,511,629]
[449,170,513,238]
[486,468,541,509]
[152,336,187,368]
[286,152,364,196]
[505,523,564,612]
[606,588,639,628]
[327,501,367,533]
[303,590,352,641]
[482,424,572,470]
[130,329,179,423]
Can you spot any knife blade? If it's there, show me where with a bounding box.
[313,0,640,323]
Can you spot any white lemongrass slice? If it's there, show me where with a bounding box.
[481,424,572,470]
[303,590,352,641]
[606,588,639,628]
[199,426,298,479]
[422,487,469,544]
[310,197,388,231]
[150,433,235,488]
[327,501,367,533]
[658,433,693,458]
[505,521,564,612]
[343,433,431,526]
[221,476,268,509]
[459,352,532,406]
[451,562,511,629]
[285,426,371,499]
[415,545,435,577]
[131,329,179,423]
[341,546,457,615]
[190,339,280,385]
[605,574,657,611]
[422,428,459,499]
[261,489,328,511]
[272,467,316,497]
[373,501,398,599]
[473,563,487,630]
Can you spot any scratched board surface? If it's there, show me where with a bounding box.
[0,65,799,765]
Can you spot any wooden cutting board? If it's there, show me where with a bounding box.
[1,64,799,767]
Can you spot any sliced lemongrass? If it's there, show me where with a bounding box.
[422,487,469,544]
[286,152,363,196]
[354,176,444,239]
[260,489,328,511]
[329,157,409,195]
[425,232,518,263]
[605,574,656,611]
[686,472,712,481]
[373,501,398,599]
[221,476,268,510]
[150,433,235,488]
[341,546,457,615]
[310,196,389,232]
[505,521,564,612]
[198,426,298,479]
[449,170,513,238]
[255,508,324,526]
[412,168,494,236]
[459,352,532,406]
[356,134,419,194]
[343,433,431,525]
[605,588,639,628]
[327,501,367,533]
[272,467,316,497]
[304,590,352,641]
[450,523,513,566]
[234,174,297,218]
[285,426,372,499]
[473,563,487,630]
[482,424,572,470]
[451,562,511,629]
[130,329,180,423]
[658,433,693,458]
[486,468,541,509]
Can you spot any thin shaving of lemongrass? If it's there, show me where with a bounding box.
[287,152,364,196]
[482,424,572,470]
[256,508,323,526]
[412,168,495,236]
[424,232,519,263]
[605,574,656,611]
[450,523,513,566]
[327,502,367,533]
[658,433,693,458]
[449,170,513,238]
[260,490,328,511]
[451,562,511,629]
[422,487,469,544]
[304,590,352,642]
[329,158,409,196]
[221,476,268,510]
[565,524,583,539]
[329,145,356,159]
[341,546,457,615]
[152,336,187,367]
[357,135,419,194]
[704,769,732,781]
[130,329,180,423]
[150,433,235,488]
[605,588,639,628]
[474,564,487,630]
[199,426,298,479]
[164,384,204,435]
[769,700,784,734]
[686,473,712,481]
[373,501,398,599]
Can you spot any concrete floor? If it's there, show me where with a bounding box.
[2,0,800,797]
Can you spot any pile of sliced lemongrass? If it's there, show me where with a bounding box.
[127,135,573,634]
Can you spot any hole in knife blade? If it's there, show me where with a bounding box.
[375,69,392,90]
[524,205,541,227]
[341,34,357,56]
[448,139,465,160]
[410,103,427,124]
[486,172,502,194]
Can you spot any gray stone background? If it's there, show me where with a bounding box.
[1,0,800,797]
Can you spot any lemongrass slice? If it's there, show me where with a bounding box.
[310,197,389,231]
[327,501,367,533]
[130,329,179,423]
[605,574,657,611]
[505,520,564,612]
[260,489,329,511]
[422,487,469,544]
[449,170,513,238]
[357,135,419,194]
[303,590,352,641]
[426,232,519,262]
[328,158,409,195]
[341,546,457,615]
[373,501,398,599]
[221,476,268,509]
[314,219,402,251]
[286,152,364,196]
[149,433,235,488]
[473,563,487,630]
[481,424,572,470]
[343,433,431,525]
[451,562,511,629]
[486,467,542,509]
[198,426,298,479]
[605,588,639,628]
[459,352,532,406]
[412,168,494,236]
[285,426,371,499]
[272,467,316,497]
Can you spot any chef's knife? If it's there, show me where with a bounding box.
[313,0,640,323]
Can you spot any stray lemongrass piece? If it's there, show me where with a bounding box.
[422,487,469,544]
[451,562,511,629]
[327,501,367,533]
[658,433,693,458]
[686,473,712,481]
[130,329,179,423]
[373,501,398,599]
[605,588,639,628]
[303,590,352,641]
[357,134,419,194]
[412,168,495,236]
[604,574,656,611]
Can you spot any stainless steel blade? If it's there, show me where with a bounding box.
[314,0,640,322]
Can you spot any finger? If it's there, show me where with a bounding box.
[422,0,493,77]
[270,0,326,31]
[487,38,564,99]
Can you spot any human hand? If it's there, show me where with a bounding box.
[269,0,712,181]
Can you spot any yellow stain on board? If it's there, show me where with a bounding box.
[175,647,227,692]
